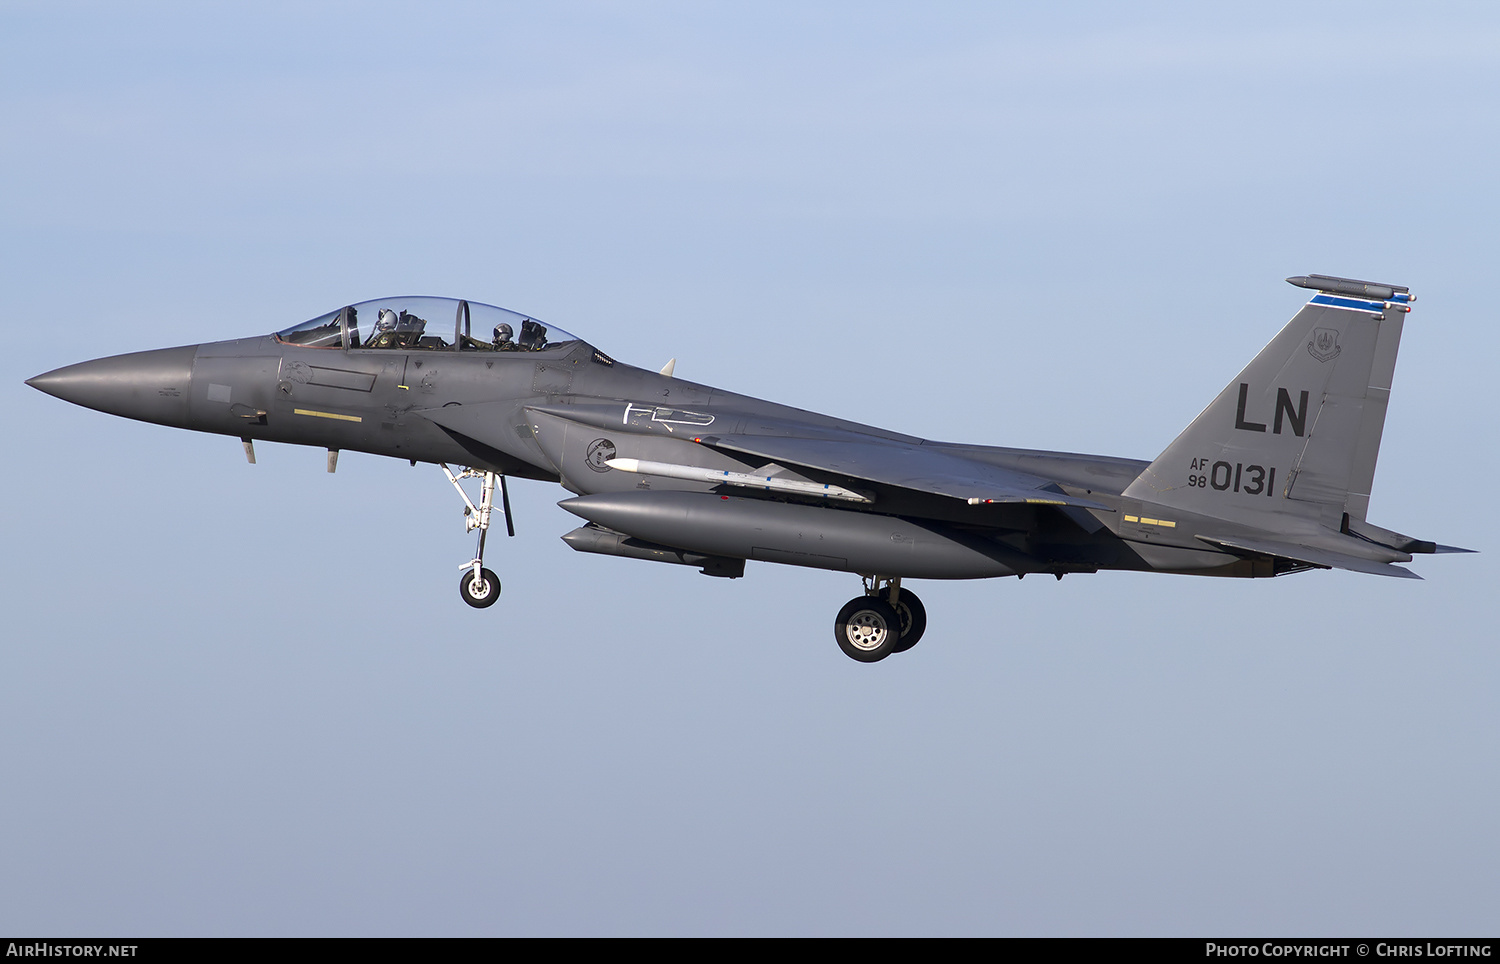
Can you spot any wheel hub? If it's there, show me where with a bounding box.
[845,610,890,651]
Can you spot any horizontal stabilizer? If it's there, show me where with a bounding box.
[1197,534,1422,579]
[693,434,1113,510]
[1341,515,1478,555]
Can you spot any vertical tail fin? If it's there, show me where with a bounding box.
[1122,274,1412,528]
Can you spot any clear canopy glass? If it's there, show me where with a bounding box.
[276,297,581,353]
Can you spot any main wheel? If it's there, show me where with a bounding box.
[886,588,928,653]
[835,596,901,662]
[459,567,501,608]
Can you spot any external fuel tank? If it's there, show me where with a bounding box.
[559,490,1018,579]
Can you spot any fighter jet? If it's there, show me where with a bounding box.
[27,273,1471,662]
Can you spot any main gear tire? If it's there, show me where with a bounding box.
[887,588,928,653]
[835,596,901,663]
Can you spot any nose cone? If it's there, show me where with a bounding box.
[27,345,198,427]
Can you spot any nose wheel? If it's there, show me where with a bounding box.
[460,567,502,608]
[834,577,927,662]
[441,464,513,609]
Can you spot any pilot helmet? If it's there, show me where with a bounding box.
[494,323,513,345]
[376,308,398,332]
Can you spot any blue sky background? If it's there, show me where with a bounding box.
[2,2,1496,935]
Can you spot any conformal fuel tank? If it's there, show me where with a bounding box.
[559,490,1018,579]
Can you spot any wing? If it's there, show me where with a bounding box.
[417,399,1112,511]
[693,433,1113,511]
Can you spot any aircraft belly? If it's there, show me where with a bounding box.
[560,491,1017,579]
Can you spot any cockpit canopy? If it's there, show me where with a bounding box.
[275,296,582,353]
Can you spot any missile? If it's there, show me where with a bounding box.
[605,457,872,503]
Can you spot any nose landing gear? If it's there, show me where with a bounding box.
[460,567,501,608]
[834,576,927,662]
[441,464,513,609]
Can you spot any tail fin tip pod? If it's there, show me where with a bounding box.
[1123,273,1413,530]
[1286,273,1413,303]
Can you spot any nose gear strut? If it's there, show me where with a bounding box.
[441,464,513,608]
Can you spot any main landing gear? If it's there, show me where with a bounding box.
[834,576,927,663]
[441,464,513,609]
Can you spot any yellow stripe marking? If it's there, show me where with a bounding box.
[1124,515,1139,522]
[293,408,363,423]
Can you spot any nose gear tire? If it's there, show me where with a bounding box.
[460,568,502,608]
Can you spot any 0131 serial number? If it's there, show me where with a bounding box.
[1187,458,1277,497]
